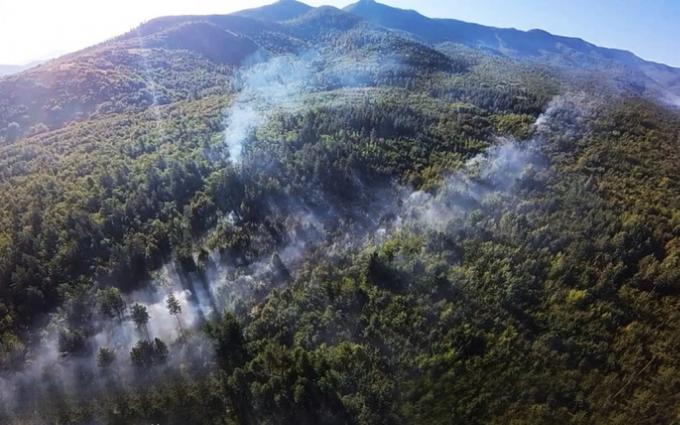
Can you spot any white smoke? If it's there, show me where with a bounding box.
[223,52,319,161]
[221,45,411,162]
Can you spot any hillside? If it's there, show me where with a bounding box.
[1,1,680,424]
[345,0,680,104]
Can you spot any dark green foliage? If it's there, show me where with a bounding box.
[0,95,238,359]
[166,293,182,316]
[58,329,88,356]
[1,2,680,425]
[70,95,679,425]
[130,338,169,367]
[97,288,126,320]
[205,312,248,373]
[97,347,116,368]
[130,304,150,329]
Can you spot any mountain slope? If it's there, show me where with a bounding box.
[3,2,680,425]
[136,21,260,65]
[0,3,475,142]
[283,6,366,40]
[344,0,680,104]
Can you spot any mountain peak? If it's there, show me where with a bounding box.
[344,0,426,22]
[235,0,313,23]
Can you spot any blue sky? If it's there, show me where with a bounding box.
[0,0,678,67]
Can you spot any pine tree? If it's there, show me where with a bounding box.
[166,293,184,336]
[131,303,150,339]
[97,347,116,368]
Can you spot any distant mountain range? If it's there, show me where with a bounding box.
[342,0,680,103]
[234,0,679,104]
[0,64,29,77]
[1,0,679,142]
[0,61,44,77]
[0,65,23,76]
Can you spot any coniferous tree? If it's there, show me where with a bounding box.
[166,293,184,336]
[130,303,150,339]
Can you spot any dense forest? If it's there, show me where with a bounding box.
[1,1,680,424]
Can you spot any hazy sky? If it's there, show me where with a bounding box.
[1,0,678,67]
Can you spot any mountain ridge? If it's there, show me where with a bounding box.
[2,1,680,424]
[0,65,23,77]
[2,0,679,144]
[342,0,680,104]
[0,61,43,77]
[345,0,677,70]
[6,1,678,80]
[235,0,314,23]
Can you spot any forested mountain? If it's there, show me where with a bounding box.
[345,0,680,104]
[1,1,680,424]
